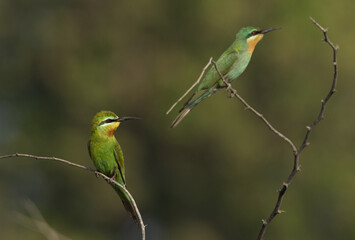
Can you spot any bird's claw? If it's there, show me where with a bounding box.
[224,83,234,98]
[94,170,100,178]
[226,83,232,91]
[107,167,117,183]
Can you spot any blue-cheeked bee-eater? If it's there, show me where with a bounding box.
[170,26,279,128]
[88,110,140,225]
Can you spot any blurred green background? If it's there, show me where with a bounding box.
[0,0,354,239]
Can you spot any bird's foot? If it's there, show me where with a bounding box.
[225,83,235,98]
[94,170,100,178]
[107,167,117,183]
[225,82,232,92]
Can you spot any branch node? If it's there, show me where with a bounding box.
[306,126,311,131]
[262,219,267,225]
[277,209,285,214]
[283,182,289,188]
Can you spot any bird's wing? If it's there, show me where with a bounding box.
[113,141,126,185]
[197,49,239,90]
[216,48,240,73]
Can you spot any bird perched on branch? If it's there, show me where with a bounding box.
[169,26,279,128]
[88,110,140,225]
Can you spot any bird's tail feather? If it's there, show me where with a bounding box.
[178,92,196,113]
[171,87,219,128]
[171,108,191,128]
[112,184,140,227]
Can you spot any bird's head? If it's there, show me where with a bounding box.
[236,26,280,54]
[91,111,139,137]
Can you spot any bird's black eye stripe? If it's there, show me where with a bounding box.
[249,31,259,37]
[99,118,117,126]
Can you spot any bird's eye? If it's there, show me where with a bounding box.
[251,31,258,36]
[105,119,113,123]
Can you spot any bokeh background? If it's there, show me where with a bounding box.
[1,0,354,239]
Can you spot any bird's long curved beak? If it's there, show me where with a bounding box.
[260,27,281,34]
[117,116,141,122]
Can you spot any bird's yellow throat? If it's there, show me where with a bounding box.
[107,122,120,136]
[247,34,264,54]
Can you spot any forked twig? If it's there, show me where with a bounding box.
[210,17,338,240]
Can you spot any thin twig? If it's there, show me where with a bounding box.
[0,153,146,240]
[166,57,213,115]
[211,60,298,154]
[210,17,338,240]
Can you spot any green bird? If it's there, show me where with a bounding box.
[170,26,279,128]
[88,110,140,225]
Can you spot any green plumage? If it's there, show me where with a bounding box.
[171,26,279,128]
[88,111,138,225]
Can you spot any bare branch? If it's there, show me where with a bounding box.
[0,153,146,240]
[257,17,338,240]
[166,57,213,115]
[209,17,338,240]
